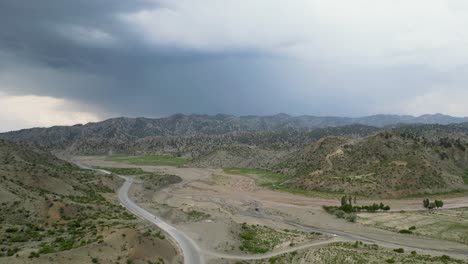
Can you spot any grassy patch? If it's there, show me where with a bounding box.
[398,189,468,199]
[106,155,189,166]
[223,168,345,198]
[224,168,288,183]
[238,223,321,254]
[186,210,210,221]
[358,207,468,244]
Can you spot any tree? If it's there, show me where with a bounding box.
[435,200,444,208]
[341,196,348,207]
[423,198,430,209]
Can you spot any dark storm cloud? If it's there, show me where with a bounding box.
[0,0,288,117]
[1,0,468,120]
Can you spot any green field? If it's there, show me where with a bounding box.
[223,168,345,198]
[223,168,288,184]
[358,207,468,245]
[106,155,189,166]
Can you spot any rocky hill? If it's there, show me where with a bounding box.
[0,139,124,258]
[1,113,467,150]
[279,124,468,197]
[0,139,182,262]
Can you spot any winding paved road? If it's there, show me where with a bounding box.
[117,176,203,264]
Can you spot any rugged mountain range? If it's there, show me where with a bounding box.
[1,114,468,197]
[2,113,468,141]
[1,113,467,154]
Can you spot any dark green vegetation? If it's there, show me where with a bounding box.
[238,224,279,254]
[399,226,417,234]
[323,195,390,222]
[186,210,210,221]
[0,140,137,258]
[106,155,188,166]
[464,170,468,185]
[423,198,444,209]
[143,229,166,240]
[238,223,321,254]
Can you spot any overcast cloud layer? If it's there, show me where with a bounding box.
[1,0,468,131]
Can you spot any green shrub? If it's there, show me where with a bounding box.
[333,210,346,218]
[398,229,413,234]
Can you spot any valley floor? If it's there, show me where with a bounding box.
[75,156,468,263]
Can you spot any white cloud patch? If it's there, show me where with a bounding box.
[55,24,115,47]
[0,92,103,132]
[121,0,468,68]
[399,89,468,117]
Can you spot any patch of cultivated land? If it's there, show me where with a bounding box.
[106,155,189,166]
[358,207,468,245]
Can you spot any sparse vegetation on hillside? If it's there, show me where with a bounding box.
[0,140,177,263]
[282,129,468,198]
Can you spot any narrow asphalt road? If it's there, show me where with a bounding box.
[73,163,203,264]
[118,176,203,264]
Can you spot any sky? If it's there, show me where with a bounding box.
[1,0,468,131]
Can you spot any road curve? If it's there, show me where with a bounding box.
[118,176,203,264]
